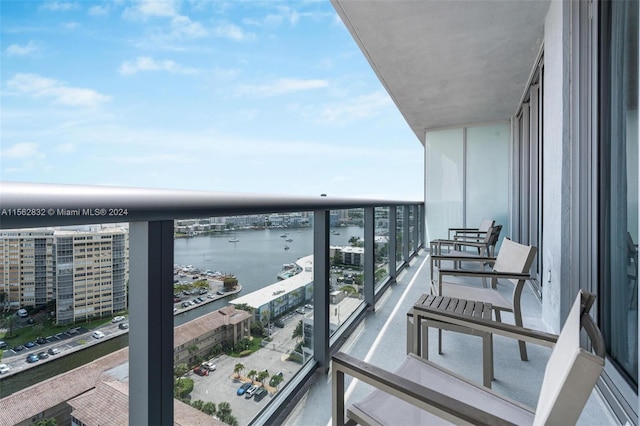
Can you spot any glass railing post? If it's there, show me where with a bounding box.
[412,205,420,252]
[403,205,410,262]
[313,210,330,373]
[364,207,375,308]
[389,206,397,282]
[129,221,174,425]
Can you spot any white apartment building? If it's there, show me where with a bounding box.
[0,230,55,310]
[54,227,128,324]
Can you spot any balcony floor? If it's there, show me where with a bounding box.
[282,250,619,425]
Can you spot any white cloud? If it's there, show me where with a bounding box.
[88,5,109,16]
[55,143,75,153]
[5,41,39,57]
[237,78,329,97]
[213,23,255,41]
[318,91,393,124]
[122,0,178,20]
[1,142,43,159]
[40,2,78,11]
[119,56,199,75]
[170,15,208,38]
[61,22,80,30]
[6,73,112,108]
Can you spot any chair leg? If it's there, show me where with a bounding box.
[514,309,528,361]
[482,332,493,388]
[438,329,443,355]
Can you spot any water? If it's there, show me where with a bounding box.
[173,226,363,325]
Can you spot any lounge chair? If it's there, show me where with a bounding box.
[430,237,537,360]
[332,290,605,426]
[430,219,494,255]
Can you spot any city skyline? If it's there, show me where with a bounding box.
[1,0,424,201]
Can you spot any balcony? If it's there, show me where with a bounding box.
[0,182,619,425]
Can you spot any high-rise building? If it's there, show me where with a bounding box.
[0,230,55,310]
[53,227,128,324]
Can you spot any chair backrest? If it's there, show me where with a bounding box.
[478,219,495,233]
[533,291,605,425]
[492,238,537,284]
[485,225,502,256]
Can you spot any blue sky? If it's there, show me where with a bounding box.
[1,0,423,200]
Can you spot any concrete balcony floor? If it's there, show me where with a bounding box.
[282,250,619,425]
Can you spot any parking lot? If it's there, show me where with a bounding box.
[187,313,306,425]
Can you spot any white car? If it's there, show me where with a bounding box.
[202,361,216,371]
[0,363,10,374]
[92,331,105,339]
[111,316,125,323]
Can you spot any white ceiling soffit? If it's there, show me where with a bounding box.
[332,0,550,144]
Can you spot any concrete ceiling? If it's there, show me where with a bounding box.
[332,0,550,144]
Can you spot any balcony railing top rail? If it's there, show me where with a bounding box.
[0,181,423,229]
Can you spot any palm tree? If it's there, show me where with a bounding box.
[247,369,257,384]
[256,369,269,386]
[292,320,303,341]
[191,400,204,410]
[1,314,17,338]
[202,401,216,416]
[174,363,189,384]
[217,402,232,420]
[233,363,244,379]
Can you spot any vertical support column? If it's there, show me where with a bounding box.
[412,205,419,253]
[418,203,426,248]
[389,206,397,282]
[129,221,174,426]
[403,205,410,263]
[364,207,375,308]
[313,210,330,373]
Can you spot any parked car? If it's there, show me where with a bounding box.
[274,320,285,328]
[118,323,129,330]
[35,337,48,345]
[253,387,268,402]
[47,347,60,355]
[216,290,225,295]
[111,316,125,323]
[16,308,28,318]
[23,341,36,349]
[0,363,10,374]
[236,382,252,395]
[37,351,49,359]
[26,353,39,363]
[92,331,105,339]
[27,318,35,324]
[193,366,209,376]
[201,362,216,371]
[295,308,305,314]
[245,385,258,399]
[0,341,7,350]
[304,304,313,310]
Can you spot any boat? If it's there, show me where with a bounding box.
[332,231,340,235]
[284,246,290,250]
[285,238,293,242]
[228,238,239,242]
[280,234,288,238]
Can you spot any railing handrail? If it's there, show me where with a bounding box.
[0,181,423,228]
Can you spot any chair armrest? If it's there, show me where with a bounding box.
[332,352,521,426]
[431,255,497,263]
[438,269,530,281]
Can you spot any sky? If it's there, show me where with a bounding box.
[1,0,424,200]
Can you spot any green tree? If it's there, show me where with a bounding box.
[247,369,257,384]
[34,419,56,426]
[1,314,17,338]
[217,402,232,420]
[269,374,284,390]
[223,276,238,291]
[202,401,216,416]
[292,320,303,341]
[174,363,189,384]
[256,369,269,385]
[234,303,253,313]
[233,362,244,378]
[191,400,204,410]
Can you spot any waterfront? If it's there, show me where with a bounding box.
[173,226,364,325]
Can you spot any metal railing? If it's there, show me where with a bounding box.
[0,181,424,425]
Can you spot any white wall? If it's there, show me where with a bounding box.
[541,0,569,333]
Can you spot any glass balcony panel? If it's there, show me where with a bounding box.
[0,223,130,424]
[374,207,390,292]
[172,213,314,424]
[396,206,405,268]
[329,209,365,338]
